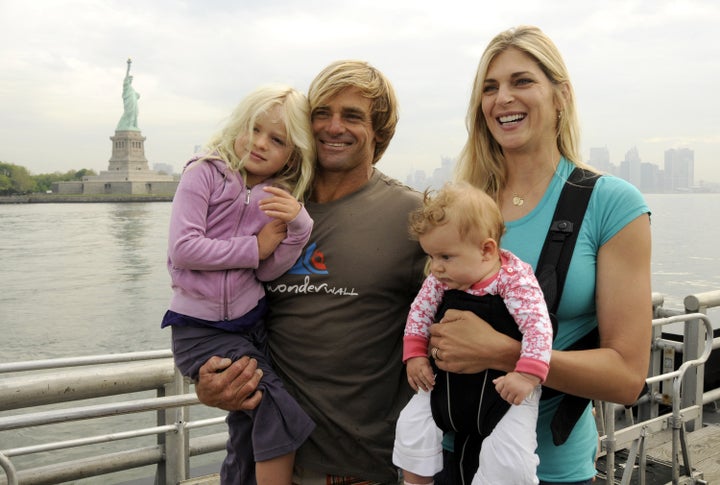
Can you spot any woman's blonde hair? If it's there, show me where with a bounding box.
[203,84,315,200]
[410,181,505,245]
[308,60,398,164]
[455,25,591,196]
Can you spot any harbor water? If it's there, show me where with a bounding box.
[2,194,718,361]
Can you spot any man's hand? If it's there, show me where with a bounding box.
[195,356,263,411]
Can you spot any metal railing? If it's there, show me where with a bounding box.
[0,351,228,485]
[1,291,719,485]
[597,290,720,485]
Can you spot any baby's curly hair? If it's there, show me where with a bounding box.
[409,181,505,244]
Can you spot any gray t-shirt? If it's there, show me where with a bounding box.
[266,169,426,482]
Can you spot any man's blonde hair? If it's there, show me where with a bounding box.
[308,60,398,164]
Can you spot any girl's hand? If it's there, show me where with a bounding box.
[259,186,302,222]
[256,219,286,260]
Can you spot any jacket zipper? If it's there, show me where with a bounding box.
[225,185,251,320]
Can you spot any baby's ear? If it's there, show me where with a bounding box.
[481,238,498,257]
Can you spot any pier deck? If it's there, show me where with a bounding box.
[597,418,720,484]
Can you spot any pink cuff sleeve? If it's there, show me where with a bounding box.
[514,357,550,383]
[403,335,430,363]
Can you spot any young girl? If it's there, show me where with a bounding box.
[393,182,553,485]
[161,84,316,484]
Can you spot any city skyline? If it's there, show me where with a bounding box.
[405,145,715,194]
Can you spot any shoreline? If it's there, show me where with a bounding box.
[0,193,174,204]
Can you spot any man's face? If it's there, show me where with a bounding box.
[311,87,378,174]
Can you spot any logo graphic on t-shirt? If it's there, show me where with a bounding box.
[288,242,328,275]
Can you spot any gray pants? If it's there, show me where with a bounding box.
[171,323,315,484]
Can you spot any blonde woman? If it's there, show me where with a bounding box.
[430,26,652,485]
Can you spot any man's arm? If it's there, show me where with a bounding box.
[195,356,263,411]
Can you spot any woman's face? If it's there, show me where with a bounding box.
[480,47,560,156]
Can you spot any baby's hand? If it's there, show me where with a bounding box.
[259,186,302,223]
[406,357,435,392]
[493,371,539,405]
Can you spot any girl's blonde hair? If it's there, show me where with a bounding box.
[455,25,592,197]
[202,84,315,200]
[410,181,505,245]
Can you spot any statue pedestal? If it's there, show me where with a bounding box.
[94,129,173,182]
[108,130,149,172]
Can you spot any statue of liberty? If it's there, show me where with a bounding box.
[116,58,140,131]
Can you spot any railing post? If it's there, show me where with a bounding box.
[683,292,710,431]
[642,293,666,421]
[161,367,190,484]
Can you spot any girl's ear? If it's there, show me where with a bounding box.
[286,147,301,168]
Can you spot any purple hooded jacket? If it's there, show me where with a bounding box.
[167,156,313,322]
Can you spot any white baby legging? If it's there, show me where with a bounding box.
[392,387,540,485]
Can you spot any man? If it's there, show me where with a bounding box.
[196,60,427,484]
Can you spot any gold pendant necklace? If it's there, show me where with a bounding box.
[509,169,556,208]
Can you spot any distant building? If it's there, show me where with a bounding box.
[588,146,614,174]
[639,162,662,193]
[664,148,694,192]
[153,163,176,176]
[406,170,428,190]
[406,156,455,191]
[618,146,642,189]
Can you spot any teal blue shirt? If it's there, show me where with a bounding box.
[503,157,650,481]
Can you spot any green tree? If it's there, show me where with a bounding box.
[74,168,95,179]
[0,162,37,195]
[0,173,12,193]
[0,163,97,194]
[33,173,58,193]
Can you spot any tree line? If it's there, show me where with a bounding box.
[0,162,96,195]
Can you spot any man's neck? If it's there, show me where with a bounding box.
[311,166,374,203]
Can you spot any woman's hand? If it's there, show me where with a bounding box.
[429,309,520,374]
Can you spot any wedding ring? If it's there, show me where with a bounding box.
[431,347,442,361]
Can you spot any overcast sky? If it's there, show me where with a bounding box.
[1,0,718,184]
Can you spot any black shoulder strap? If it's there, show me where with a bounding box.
[535,167,600,315]
[535,167,601,446]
